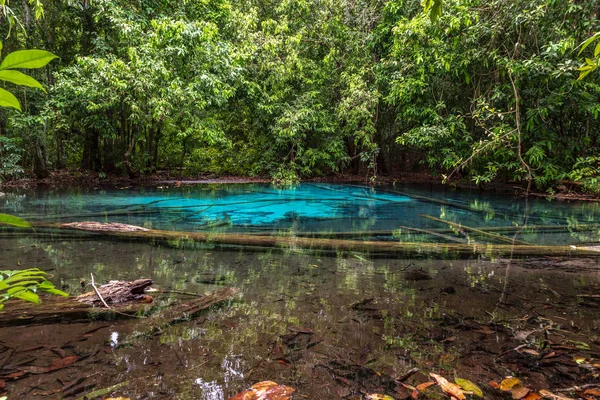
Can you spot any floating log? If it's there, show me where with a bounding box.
[21,221,600,257]
[0,287,237,328]
[419,214,530,245]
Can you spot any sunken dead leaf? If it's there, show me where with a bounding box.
[228,381,295,400]
[430,373,465,400]
[538,390,575,400]
[511,386,531,399]
[522,393,542,400]
[500,377,522,391]
[454,378,483,397]
[366,394,394,400]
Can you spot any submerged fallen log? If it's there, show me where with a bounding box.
[0,286,238,328]
[77,278,153,305]
[419,214,530,245]
[23,221,600,257]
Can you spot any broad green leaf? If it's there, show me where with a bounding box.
[39,287,69,297]
[578,32,600,55]
[455,378,483,397]
[37,281,69,297]
[578,68,594,80]
[595,42,600,57]
[0,214,31,227]
[0,214,31,228]
[0,49,58,70]
[0,70,45,91]
[0,88,22,111]
[8,287,40,304]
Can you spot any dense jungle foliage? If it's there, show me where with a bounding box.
[1,0,600,191]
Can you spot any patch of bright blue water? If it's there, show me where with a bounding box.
[2,183,600,245]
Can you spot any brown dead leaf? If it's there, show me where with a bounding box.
[287,326,313,334]
[490,381,501,389]
[366,395,394,400]
[583,389,600,397]
[500,377,522,391]
[520,349,540,357]
[20,356,79,374]
[511,386,531,399]
[430,373,465,400]
[473,326,495,335]
[228,381,295,400]
[542,352,557,359]
[514,330,536,341]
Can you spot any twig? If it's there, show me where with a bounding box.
[90,273,110,309]
[554,383,600,393]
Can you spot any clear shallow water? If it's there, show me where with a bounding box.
[2,183,600,245]
[0,237,598,399]
[0,184,600,399]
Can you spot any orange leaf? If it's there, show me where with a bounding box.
[490,381,501,389]
[415,382,436,391]
[583,389,600,396]
[228,381,295,400]
[523,393,542,400]
[430,373,466,400]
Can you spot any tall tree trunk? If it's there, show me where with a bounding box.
[33,137,50,179]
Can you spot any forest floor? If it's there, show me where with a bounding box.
[1,169,599,202]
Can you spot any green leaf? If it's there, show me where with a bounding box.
[455,378,483,397]
[578,32,600,55]
[0,70,45,91]
[37,281,69,297]
[7,287,40,304]
[595,42,600,57]
[429,0,442,22]
[0,214,31,227]
[0,88,22,111]
[0,49,58,70]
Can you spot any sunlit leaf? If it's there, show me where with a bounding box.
[455,378,483,397]
[500,377,522,391]
[430,373,465,400]
[0,49,58,70]
[366,394,395,400]
[7,287,39,304]
[0,70,45,90]
[578,32,600,55]
[0,88,21,111]
[0,214,30,228]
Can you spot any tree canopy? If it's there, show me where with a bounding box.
[1,0,599,192]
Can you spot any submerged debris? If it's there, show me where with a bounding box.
[77,279,153,305]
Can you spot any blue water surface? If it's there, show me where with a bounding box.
[2,182,600,245]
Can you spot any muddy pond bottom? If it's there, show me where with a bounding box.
[0,237,599,399]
